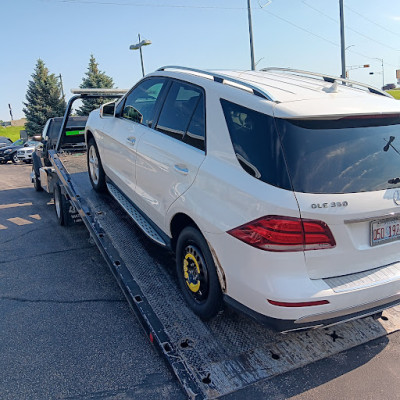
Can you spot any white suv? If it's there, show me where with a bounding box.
[85,66,400,332]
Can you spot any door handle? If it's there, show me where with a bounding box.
[127,136,136,145]
[174,164,189,174]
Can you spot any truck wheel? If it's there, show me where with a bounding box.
[54,183,70,226]
[176,226,222,320]
[87,138,106,192]
[32,168,43,192]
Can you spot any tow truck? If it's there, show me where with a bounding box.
[31,89,400,400]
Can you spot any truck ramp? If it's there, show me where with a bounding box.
[56,153,400,399]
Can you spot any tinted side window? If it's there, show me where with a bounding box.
[122,78,165,126]
[156,81,205,150]
[183,98,205,150]
[221,99,291,190]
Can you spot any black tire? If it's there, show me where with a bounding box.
[176,226,223,320]
[11,153,19,163]
[54,183,70,226]
[32,167,43,192]
[87,138,106,192]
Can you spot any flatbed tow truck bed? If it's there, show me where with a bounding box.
[49,150,400,399]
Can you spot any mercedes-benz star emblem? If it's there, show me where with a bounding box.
[393,190,400,206]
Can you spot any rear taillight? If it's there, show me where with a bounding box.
[227,215,336,252]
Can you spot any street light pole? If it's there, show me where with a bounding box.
[247,0,255,71]
[129,34,152,77]
[138,34,145,77]
[339,0,346,79]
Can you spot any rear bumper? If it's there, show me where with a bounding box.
[206,231,400,330]
[225,294,400,333]
[17,154,32,161]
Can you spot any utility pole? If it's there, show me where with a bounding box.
[378,58,385,88]
[247,0,256,71]
[58,74,65,100]
[8,104,13,121]
[339,0,346,79]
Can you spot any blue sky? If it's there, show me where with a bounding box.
[1,0,400,121]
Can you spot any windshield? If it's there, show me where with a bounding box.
[275,116,400,194]
[13,139,24,146]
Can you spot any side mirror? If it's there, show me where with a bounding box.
[100,101,116,118]
[33,135,42,142]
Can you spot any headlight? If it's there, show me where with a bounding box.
[4,149,12,154]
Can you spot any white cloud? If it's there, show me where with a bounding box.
[391,16,400,21]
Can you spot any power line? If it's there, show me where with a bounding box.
[345,4,400,39]
[257,7,339,47]
[302,1,400,52]
[45,0,400,69]
[59,0,247,9]
[259,3,398,69]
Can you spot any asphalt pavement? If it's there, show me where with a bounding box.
[0,163,184,400]
[1,162,400,400]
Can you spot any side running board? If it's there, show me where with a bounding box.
[106,182,167,247]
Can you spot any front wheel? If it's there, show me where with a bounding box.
[176,226,223,320]
[12,154,19,163]
[87,138,106,192]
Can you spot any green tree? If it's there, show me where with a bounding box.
[23,59,66,136]
[77,55,114,116]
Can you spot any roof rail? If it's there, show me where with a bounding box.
[70,88,128,95]
[261,67,392,98]
[157,66,274,101]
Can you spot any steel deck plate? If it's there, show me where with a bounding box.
[61,155,400,399]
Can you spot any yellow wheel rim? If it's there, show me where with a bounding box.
[183,253,201,293]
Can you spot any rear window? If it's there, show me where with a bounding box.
[276,116,400,193]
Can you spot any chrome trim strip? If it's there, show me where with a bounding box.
[323,262,400,293]
[344,212,400,224]
[295,294,400,324]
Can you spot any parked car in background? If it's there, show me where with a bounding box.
[0,138,28,164]
[17,140,41,163]
[0,136,13,148]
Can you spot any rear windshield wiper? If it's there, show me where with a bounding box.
[388,177,400,184]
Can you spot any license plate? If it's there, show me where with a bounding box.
[370,218,400,246]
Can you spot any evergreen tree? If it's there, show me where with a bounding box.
[23,59,66,136]
[77,55,114,116]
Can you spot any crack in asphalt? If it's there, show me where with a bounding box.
[0,245,96,264]
[0,296,125,304]
[0,226,51,245]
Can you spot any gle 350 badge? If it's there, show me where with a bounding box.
[311,201,348,209]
